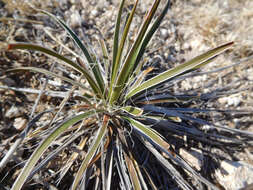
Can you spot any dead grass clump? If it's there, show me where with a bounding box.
[172,0,253,58]
[2,0,59,15]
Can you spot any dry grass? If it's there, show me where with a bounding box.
[2,0,59,14]
[171,0,253,57]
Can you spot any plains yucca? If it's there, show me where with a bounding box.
[2,0,253,189]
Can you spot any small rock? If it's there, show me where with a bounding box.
[179,148,203,171]
[201,125,212,131]
[182,42,190,50]
[91,9,99,17]
[181,79,193,91]
[227,96,241,107]
[218,96,241,107]
[70,11,81,28]
[69,0,78,4]
[13,117,27,131]
[190,38,201,49]
[5,105,19,118]
[41,78,62,87]
[160,28,169,40]
[216,161,253,190]
[218,97,227,105]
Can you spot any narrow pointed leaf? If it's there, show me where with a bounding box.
[126,42,233,99]
[11,110,98,190]
[117,130,142,190]
[99,38,110,87]
[110,0,139,90]
[109,0,161,104]
[115,139,132,189]
[129,67,153,92]
[124,117,219,190]
[105,144,114,190]
[135,94,198,104]
[29,132,87,182]
[41,10,93,63]
[131,158,149,190]
[123,149,142,190]
[41,10,105,93]
[8,43,84,74]
[7,67,89,90]
[8,43,102,96]
[121,106,143,116]
[133,0,170,72]
[170,54,218,79]
[137,98,179,104]
[142,168,159,190]
[143,141,193,190]
[71,115,109,190]
[112,0,125,71]
[127,58,147,87]
[123,117,168,148]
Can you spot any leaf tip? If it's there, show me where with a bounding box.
[223,41,234,48]
[227,41,234,46]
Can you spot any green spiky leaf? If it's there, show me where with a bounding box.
[41,10,105,93]
[7,67,88,90]
[126,42,233,99]
[11,110,99,190]
[8,43,102,97]
[121,106,143,116]
[71,114,109,190]
[109,0,162,105]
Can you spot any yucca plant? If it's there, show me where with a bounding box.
[2,0,253,189]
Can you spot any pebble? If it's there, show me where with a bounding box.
[202,125,212,130]
[190,38,201,49]
[5,105,19,118]
[227,96,241,107]
[218,96,241,107]
[70,0,78,4]
[160,28,169,40]
[13,117,27,131]
[218,97,227,105]
[182,42,190,50]
[216,161,253,190]
[70,10,82,28]
[91,9,99,17]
